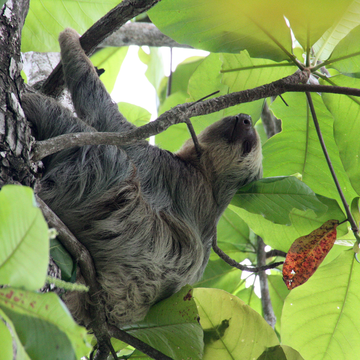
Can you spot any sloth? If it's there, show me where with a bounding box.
[22,28,262,326]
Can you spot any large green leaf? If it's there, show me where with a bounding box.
[322,76,360,195]
[0,185,48,291]
[193,288,279,360]
[195,258,245,294]
[232,177,328,225]
[0,311,13,360]
[281,250,360,360]
[230,195,346,252]
[118,102,151,127]
[0,309,31,360]
[221,52,296,92]
[149,0,353,61]
[91,47,128,94]
[22,0,119,52]
[264,92,358,205]
[313,1,360,62]
[267,275,290,335]
[125,286,203,360]
[327,24,360,76]
[0,288,89,360]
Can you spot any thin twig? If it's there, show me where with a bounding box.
[108,325,174,360]
[212,232,283,272]
[305,92,360,241]
[266,249,287,258]
[185,118,202,156]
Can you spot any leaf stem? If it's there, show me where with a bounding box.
[305,92,360,242]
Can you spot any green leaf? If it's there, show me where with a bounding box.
[149,0,353,61]
[327,24,360,76]
[0,309,31,360]
[221,52,296,92]
[50,238,75,282]
[138,47,164,92]
[0,312,13,360]
[234,286,263,316]
[267,275,290,334]
[193,288,279,359]
[264,92,358,205]
[22,0,119,52]
[0,288,89,360]
[125,286,203,360]
[313,1,360,62]
[282,345,305,360]
[322,76,360,195]
[0,185,49,290]
[281,250,360,360]
[232,177,328,225]
[257,345,305,360]
[118,102,151,127]
[230,195,346,252]
[91,47,128,93]
[257,346,287,360]
[196,258,245,294]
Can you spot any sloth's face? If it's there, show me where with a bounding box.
[199,113,259,156]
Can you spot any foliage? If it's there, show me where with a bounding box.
[2,0,360,359]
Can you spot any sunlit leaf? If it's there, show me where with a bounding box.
[0,309,31,360]
[193,288,279,359]
[267,275,290,334]
[221,52,296,91]
[149,0,353,61]
[22,0,119,52]
[91,47,128,93]
[313,1,360,62]
[232,177,328,225]
[118,102,151,127]
[322,76,360,196]
[125,286,203,360]
[264,92,358,205]
[0,312,13,360]
[283,219,339,290]
[282,250,360,360]
[327,24,360,76]
[0,289,89,360]
[230,195,346,252]
[0,185,48,290]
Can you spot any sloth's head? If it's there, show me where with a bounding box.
[178,114,262,201]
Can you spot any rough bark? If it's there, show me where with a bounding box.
[0,0,34,188]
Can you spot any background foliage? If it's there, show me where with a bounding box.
[1,0,360,359]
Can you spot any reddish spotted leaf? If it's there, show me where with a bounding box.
[283,219,339,290]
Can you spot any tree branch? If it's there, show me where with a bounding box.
[99,22,192,49]
[33,70,360,161]
[41,0,162,97]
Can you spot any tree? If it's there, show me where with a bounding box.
[1,0,360,359]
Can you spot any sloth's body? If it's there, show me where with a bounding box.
[22,29,262,326]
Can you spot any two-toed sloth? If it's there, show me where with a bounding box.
[22,28,262,326]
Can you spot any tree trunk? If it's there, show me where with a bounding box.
[0,0,34,188]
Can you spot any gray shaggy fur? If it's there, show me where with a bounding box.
[22,28,262,326]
